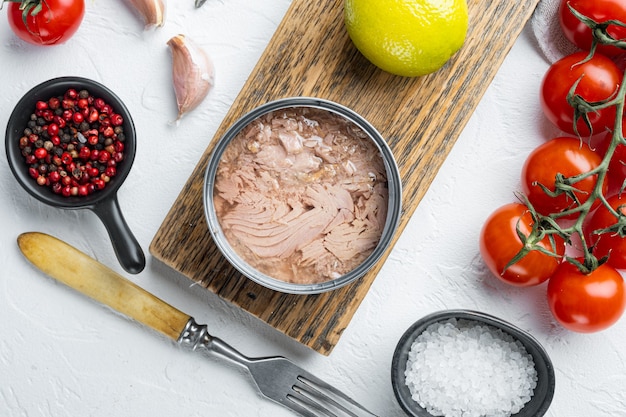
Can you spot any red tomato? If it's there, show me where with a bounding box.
[585,194,626,269]
[7,0,85,46]
[547,261,625,332]
[540,52,622,136]
[521,136,607,216]
[480,203,565,286]
[607,143,626,190]
[559,0,626,57]
[594,125,626,191]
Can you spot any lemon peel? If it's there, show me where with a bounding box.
[344,0,469,77]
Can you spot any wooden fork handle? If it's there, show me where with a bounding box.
[17,232,191,341]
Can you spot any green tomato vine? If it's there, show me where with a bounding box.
[511,7,626,275]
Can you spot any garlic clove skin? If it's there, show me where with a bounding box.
[167,34,215,122]
[126,0,166,29]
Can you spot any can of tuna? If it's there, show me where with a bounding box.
[203,97,402,294]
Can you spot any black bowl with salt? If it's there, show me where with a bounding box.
[391,310,555,417]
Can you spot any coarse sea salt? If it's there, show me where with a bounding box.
[404,318,538,417]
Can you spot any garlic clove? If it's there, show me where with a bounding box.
[167,34,215,122]
[126,0,166,29]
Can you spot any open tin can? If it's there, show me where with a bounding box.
[203,97,402,294]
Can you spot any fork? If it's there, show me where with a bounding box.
[180,318,379,417]
[17,232,378,417]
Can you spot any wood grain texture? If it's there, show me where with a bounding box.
[150,0,541,355]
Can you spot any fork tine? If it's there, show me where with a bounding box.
[294,374,377,417]
[292,382,351,416]
[288,388,338,417]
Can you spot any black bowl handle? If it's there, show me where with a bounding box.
[91,195,146,274]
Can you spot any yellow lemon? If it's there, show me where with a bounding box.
[344,0,469,77]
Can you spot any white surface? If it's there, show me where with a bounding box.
[1,2,625,416]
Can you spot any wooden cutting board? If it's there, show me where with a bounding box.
[150,0,541,355]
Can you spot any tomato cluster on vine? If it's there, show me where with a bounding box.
[480,0,626,333]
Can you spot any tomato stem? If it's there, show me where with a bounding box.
[510,8,626,274]
[568,4,626,52]
[520,59,626,274]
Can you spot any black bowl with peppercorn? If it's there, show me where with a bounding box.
[5,76,145,274]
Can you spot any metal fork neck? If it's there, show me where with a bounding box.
[177,317,251,369]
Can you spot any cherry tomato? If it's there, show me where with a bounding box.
[608,144,626,187]
[521,136,607,216]
[540,52,622,136]
[585,194,626,269]
[480,203,565,286]
[7,0,85,46]
[547,260,625,332]
[594,125,626,192]
[559,0,626,57]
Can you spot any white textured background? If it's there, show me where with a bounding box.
[1,1,625,416]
